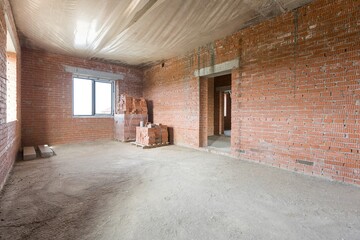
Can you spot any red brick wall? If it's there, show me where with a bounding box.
[144,0,360,185]
[199,77,208,147]
[0,0,21,191]
[21,48,143,146]
[144,59,200,147]
[207,78,214,136]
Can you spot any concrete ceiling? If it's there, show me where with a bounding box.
[10,0,312,67]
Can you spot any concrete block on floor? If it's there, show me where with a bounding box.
[38,145,53,158]
[23,147,36,160]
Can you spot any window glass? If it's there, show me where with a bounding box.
[6,52,17,122]
[95,82,112,115]
[73,78,93,115]
[73,77,113,116]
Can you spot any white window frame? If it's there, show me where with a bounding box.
[72,77,114,117]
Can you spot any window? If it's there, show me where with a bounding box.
[6,30,17,123]
[73,77,114,116]
[6,52,17,123]
[95,81,112,115]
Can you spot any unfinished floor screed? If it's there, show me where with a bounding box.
[0,141,359,240]
[0,0,359,239]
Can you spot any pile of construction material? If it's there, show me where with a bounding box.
[114,94,148,142]
[23,145,54,160]
[134,123,169,148]
[114,114,148,142]
[117,94,147,114]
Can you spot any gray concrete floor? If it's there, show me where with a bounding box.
[207,135,231,153]
[0,140,359,240]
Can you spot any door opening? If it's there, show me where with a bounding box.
[207,74,231,153]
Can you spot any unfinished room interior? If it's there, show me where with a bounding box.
[0,0,359,239]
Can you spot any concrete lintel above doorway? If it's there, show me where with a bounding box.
[194,58,239,78]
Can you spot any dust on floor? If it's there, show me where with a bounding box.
[0,141,359,240]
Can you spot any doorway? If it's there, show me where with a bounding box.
[206,74,232,153]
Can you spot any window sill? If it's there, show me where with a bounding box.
[73,115,114,119]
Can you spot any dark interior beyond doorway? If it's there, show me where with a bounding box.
[207,74,231,153]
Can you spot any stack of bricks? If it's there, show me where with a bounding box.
[117,94,147,114]
[136,127,156,146]
[114,114,148,142]
[114,94,148,142]
[136,124,168,146]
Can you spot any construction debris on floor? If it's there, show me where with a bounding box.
[38,145,54,158]
[114,94,148,142]
[134,123,169,148]
[23,145,54,160]
[23,146,36,160]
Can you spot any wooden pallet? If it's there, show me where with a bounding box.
[114,139,136,143]
[131,142,169,149]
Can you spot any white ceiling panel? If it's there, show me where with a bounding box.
[10,0,313,66]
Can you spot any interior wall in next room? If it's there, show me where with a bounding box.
[214,74,231,135]
[21,48,143,146]
[207,78,214,137]
[224,93,231,131]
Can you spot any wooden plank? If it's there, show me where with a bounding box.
[131,142,169,149]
